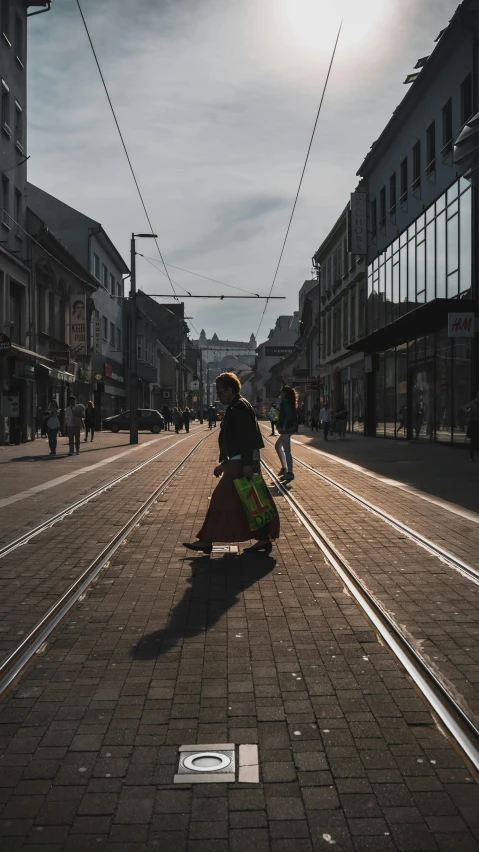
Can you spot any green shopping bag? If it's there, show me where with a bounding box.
[234,473,276,531]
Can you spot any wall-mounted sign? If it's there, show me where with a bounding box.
[448,312,475,337]
[93,318,101,355]
[104,363,113,379]
[1,392,19,416]
[348,192,367,255]
[49,350,70,366]
[264,346,295,358]
[191,380,200,390]
[93,372,103,382]
[70,295,87,355]
[0,333,11,352]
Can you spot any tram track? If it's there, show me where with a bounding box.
[0,430,212,697]
[261,458,479,773]
[0,429,203,560]
[261,432,479,585]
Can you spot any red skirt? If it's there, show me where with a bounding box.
[197,461,280,543]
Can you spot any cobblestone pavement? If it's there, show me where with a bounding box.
[268,428,479,571]
[1,437,479,850]
[0,429,211,663]
[0,425,203,547]
[260,439,479,729]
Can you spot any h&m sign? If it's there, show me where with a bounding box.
[448,312,475,337]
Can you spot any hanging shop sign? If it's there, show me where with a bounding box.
[70,295,87,355]
[265,346,295,357]
[191,380,199,390]
[448,312,475,337]
[49,350,70,366]
[104,363,113,379]
[93,318,102,355]
[348,192,367,255]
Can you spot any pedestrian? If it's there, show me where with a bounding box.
[84,400,95,442]
[44,401,60,456]
[183,371,280,555]
[465,391,479,462]
[173,407,183,434]
[65,396,85,456]
[207,405,217,429]
[268,403,279,436]
[320,402,333,441]
[162,405,171,430]
[395,406,407,435]
[275,385,298,483]
[183,407,191,433]
[335,405,348,440]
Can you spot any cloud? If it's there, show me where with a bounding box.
[27,0,461,339]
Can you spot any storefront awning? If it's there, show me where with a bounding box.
[37,363,75,384]
[348,298,476,354]
[1,343,53,367]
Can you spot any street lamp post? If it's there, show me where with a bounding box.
[129,233,157,445]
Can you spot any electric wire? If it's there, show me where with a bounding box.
[75,0,178,300]
[140,256,261,297]
[255,21,342,340]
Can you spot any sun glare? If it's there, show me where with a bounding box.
[281,0,385,52]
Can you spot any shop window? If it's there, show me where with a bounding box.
[459,188,472,295]
[376,352,385,437]
[452,338,471,443]
[102,264,108,289]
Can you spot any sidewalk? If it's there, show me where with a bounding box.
[287,427,479,514]
[1,437,478,851]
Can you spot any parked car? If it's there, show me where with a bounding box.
[102,409,165,433]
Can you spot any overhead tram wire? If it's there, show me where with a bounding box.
[75,0,179,300]
[138,255,285,300]
[255,21,343,340]
[140,256,262,297]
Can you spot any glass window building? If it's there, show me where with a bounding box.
[356,178,475,443]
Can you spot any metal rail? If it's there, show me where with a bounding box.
[261,458,479,772]
[262,433,479,585]
[0,429,202,560]
[0,432,211,696]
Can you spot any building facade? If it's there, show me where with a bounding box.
[254,314,299,413]
[313,207,366,433]
[351,0,478,443]
[26,183,129,423]
[0,2,51,443]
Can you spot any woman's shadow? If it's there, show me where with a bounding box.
[131,553,276,660]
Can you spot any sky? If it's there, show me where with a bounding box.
[27,0,460,344]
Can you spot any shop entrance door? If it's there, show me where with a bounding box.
[408,364,434,440]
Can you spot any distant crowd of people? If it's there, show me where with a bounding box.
[268,401,348,442]
[41,397,94,457]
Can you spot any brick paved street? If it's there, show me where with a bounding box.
[1,433,479,850]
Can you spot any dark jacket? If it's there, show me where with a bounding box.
[277,397,297,432]
[218,395,264,465]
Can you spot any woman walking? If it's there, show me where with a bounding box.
[183,372,280,555]
[45,401,61,456]
[275,386,298,482]
[84,401,95,442]
[183,407,191,433]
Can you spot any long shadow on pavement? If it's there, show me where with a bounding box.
[132,553,276,660]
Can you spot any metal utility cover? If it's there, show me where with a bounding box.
[174,743,235,784]
[212,546,238,555]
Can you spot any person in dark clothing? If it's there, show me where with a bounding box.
[183,407,191,433]
[162,405,172,430]
[465,392,479,461]
[183,372,280,555]
[275,386,298,482]
[44,401,60,455]
[84,401,95,442]
[206,406,217,429]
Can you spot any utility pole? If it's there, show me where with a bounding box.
[129,233,157,444]
[129,234,138,445]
